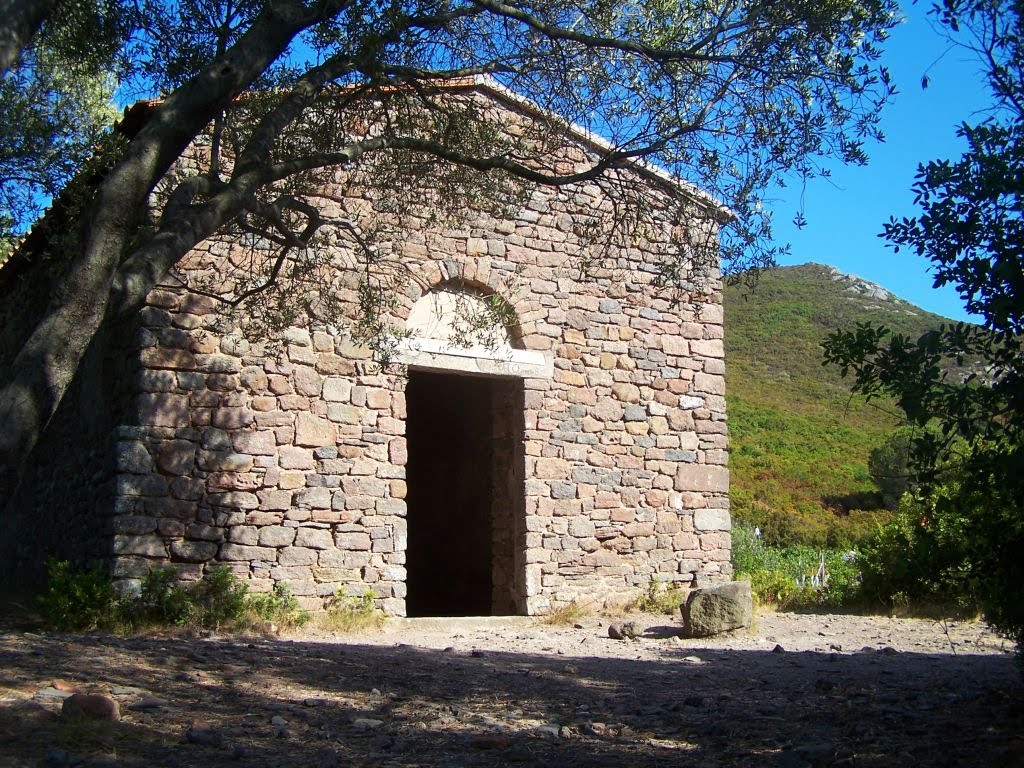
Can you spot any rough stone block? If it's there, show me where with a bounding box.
[115,441,153,474]
[691,373,725,396]
[140,348,196,370]
[207,491,260,510]
[155,440,196,475]
[112,516,158,535]
[112,535,166,557]
[233,430,277,456]
[674,464,729,494]
[218,543,276,561]
[322,377,352,402]
[171,540,218,562]
[278,547,317,566]
[290,487,328,508]
[259,526,296,547]
[211,407,255,429]
[295,528,334,549]
[258,489,293,511]
[293,366,323,396]
[335,531,372,551]
[198,450,254,473]
[694,508,731,531]
[116,474,168,498]
[681,581,752,637]
[186,523,224,541]
[295,412,337,447]
[535,457,569,479]
[134,393,190,428]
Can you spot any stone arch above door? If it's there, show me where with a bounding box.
[396,281,552,378]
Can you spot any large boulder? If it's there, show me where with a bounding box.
[681,580,753,637]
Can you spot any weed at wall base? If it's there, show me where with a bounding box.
[540,601,588,626]
[319,589,386,633]
[628,580,688,616]
[37,560,308,633]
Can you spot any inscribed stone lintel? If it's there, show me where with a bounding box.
[393,337,554,379]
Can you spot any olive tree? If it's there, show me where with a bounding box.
[0,0,899,504]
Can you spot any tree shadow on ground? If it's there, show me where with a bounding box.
[0,627,1021,767]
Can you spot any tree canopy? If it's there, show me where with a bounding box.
[0,0,899,502]
[824,0,1023,648]
[0,0,123,256]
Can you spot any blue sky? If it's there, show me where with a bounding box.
[767,3,990,323]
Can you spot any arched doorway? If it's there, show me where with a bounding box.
[400,283,534,616]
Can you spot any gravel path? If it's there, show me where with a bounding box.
[1,612,1021,767]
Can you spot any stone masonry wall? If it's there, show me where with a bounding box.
[2,324,134,588]
[108,86,731,614]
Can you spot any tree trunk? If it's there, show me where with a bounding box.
[0,0,56,75]
[0,0,347,505]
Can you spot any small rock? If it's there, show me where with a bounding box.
[51,680,78,693]
[681,655,704,664]
[470,734,511,750]
[878,646,899,655]
[185,721,224,747]
[44,748,70,767]
[536,724,561,738]
[62,693,120,722]
[129,696,167,711]
[110,685,144,696]
[353,718,385,729]
[471,649,486,658]
[270,715,289,727]
[772,644,786,653]
[608,621,638,640]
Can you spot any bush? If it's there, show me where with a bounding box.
[187,566,250,628]
[858,468,1024,650]
[247,582,310,630]
[37,558,124,631]
[136,567,194,625]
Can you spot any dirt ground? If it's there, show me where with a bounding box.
[1,611,1022,767]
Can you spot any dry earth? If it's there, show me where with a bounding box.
[1,611,1022,767]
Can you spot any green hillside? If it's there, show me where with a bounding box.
[723,263,955,546]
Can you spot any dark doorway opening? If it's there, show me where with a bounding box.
[405,369,523,617]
